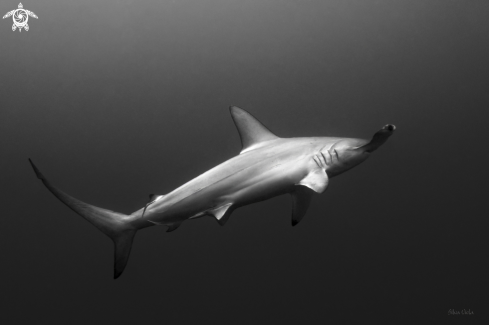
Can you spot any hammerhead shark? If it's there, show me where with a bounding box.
[29,106,395,279]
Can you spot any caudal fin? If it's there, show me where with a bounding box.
[29,159,137,279]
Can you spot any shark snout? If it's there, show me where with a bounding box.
[357,124,396,153]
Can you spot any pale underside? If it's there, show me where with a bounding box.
[128,106,376,231]
[28,106,393,278]
[130,106,370,230]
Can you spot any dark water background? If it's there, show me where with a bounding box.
[1,0,488,323]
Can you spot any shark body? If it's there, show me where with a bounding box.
[30,106,395,278]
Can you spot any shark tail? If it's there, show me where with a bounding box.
[29,159,137,279]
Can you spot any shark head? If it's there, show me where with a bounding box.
[324,124,396,177]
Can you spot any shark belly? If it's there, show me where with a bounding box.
[29,105,395,279]
[141,142,314,225]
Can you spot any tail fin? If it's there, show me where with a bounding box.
[29,159,136,279]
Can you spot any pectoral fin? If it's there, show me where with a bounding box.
[291,185,315,226]
[297,168,329,193]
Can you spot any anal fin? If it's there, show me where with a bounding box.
[147,220,181,232]
[166,223,181,232]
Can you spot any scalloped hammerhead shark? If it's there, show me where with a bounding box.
[29,106,395,279]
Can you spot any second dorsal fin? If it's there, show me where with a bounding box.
[141,193,164,218]
[229,106,279,153]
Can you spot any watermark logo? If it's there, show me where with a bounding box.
[448,309,474,316]
[3,3,38,32]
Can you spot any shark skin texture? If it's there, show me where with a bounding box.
[29,106,395,278]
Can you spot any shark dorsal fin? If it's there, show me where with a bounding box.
[141,194,165,218]
[229,106,279,154]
